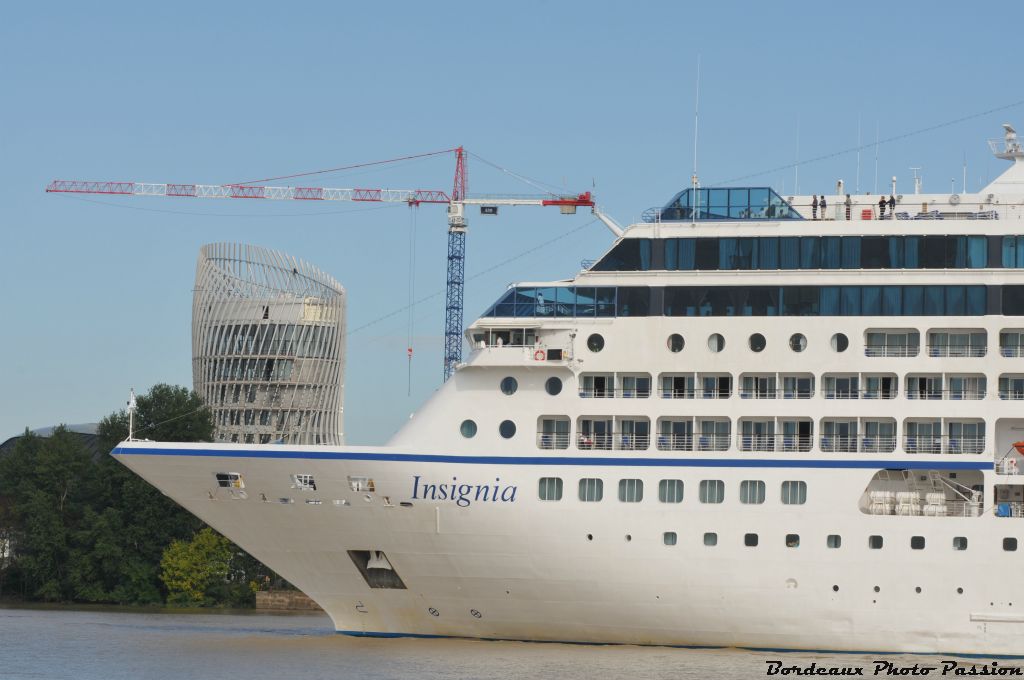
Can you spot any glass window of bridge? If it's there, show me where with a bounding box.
[592,238,653,271]
[538,477,563,501]
[659,479,684,503]
[739,480,766,505]
[616,287,651,317]
[578,478,603,502]
[781,481,807,505]
[618,479,643,503]
[699,480,725,504]
[1003,237,1024,268]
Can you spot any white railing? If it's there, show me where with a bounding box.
[739,388,815,400]
[659,388,696,399]
[865,345,920,357]
[576,433,650,451]
[823,389,898,400]
[903,435,985,455]
[927,344,987,358]
[536,432,570,450]
[737,434,814,453]
[578,387,651,399]
[695,434,731,452]
[906,389,986,400]
[999,390,1024,400]
[1001,347,1024,357]
[819,436,898,453]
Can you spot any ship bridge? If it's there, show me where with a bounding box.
[644,187,804,222]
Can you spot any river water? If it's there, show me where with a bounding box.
[0,606,1015,679]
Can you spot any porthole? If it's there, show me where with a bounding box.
[831,333,849,352]
[499,376,518,395]
[873,586,880,593]
[957,587,964,595]
[544,377,562,396]
[587,333,605,352]
[748,333,766,352]
[460,420,477,438]
[667,334,685,353]
[915,587,922,594]
[625,534,632,542]
[586,533,593,541]
[789,333,807,352]
[498,420,516,439]
[707,333,725,353]
[832,585,839,592]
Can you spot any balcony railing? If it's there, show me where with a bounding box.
[578,387,651,399]
[999,390,1024,400]
[927,344,987,358]
[577,433,650,451]
[696,434,731,451]
[906,389,986,400]
[659,388,696,399]
[902,435,986,455]
[739,388,815,400]
[737,433,814,453]
[656,434,694,451]
[865,345,919,357]
[820,435,898,453]
[823,389,898,400]
[536,432,570,450]
[1001,347,1024,357]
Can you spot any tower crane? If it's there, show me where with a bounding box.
[46,147,621,381]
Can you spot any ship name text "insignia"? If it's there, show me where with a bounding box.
[411,476,517,507]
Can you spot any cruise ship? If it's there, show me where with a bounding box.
[115,125,1024,655]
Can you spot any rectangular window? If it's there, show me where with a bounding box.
[739,480,766,504]
[785,534,800,548]
[215,472,244,489]
[618,479,643,503]
[658,479,684,503]
[663,531,678,546]
[1004,538,1018,552]
[781,481,807,505]
[538,477,563,501]
[704,532,718,546]
[827,535,842,549]
[953,537,968,551]
[578,478,603,502]
[869,535,884,550]
[744,533,759,547]
[911,536,926,550]
[699,479,725,504]
[292,474,316,491]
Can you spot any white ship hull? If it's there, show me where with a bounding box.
[114,442,1021,655]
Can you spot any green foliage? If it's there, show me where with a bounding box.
[0,383,279,607]
[160,528,232,606]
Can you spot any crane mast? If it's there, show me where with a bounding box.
[46,147,611,383]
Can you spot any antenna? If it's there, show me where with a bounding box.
[691,55,701,225]
[962,152,968,194]
[794,115,800,195]
[127,388,137,441]
[873,121,880,195]
[856,114,861,194]
[910,167,922,194]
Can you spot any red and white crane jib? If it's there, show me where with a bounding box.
[44,180,451,206]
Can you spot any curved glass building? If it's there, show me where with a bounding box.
[193,243,346,445]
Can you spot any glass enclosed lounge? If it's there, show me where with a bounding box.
[649,187,802,222]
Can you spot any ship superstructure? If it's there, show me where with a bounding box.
[114,125,1024,654]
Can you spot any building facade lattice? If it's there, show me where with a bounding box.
[193,243,345,445]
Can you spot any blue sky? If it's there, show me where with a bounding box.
[2,1,1021,443]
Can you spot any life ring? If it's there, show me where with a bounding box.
[1014,441,1024,456]
[533,349,546,361]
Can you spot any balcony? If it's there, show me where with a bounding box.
[659,388,696,399]
[902,435,986,455]
[578,387,650,399]
[823,389,898,399]
[906,389,986,400]
[739,388,815,400]
[865,345,919,357]
[927,344,987,358]
[820,435,897,453]
[536,432,570,450]
[656,434,694,451]
[577,433,650,451]
[737,433,813,453]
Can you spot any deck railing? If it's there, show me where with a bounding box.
[902,435,985,455]
[865,345,920,357]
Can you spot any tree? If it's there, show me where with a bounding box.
[160,528,233,606]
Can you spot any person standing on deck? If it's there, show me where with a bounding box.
[820,195,827,219]
[845,194,852,220]
[878,195,887,219]
[888,194,896,217]
[812,195,819,220]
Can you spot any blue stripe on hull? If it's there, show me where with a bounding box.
[113,446,991,470]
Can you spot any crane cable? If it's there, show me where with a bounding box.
[406,205,418,396]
